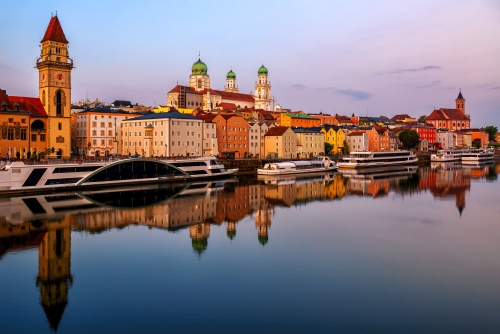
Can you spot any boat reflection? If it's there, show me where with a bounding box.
[0,163,498,331]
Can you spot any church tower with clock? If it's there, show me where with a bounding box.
[37,15,74,157]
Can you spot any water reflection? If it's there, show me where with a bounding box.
[0,162,498,331]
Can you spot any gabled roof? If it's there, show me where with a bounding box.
[265,126,291,136]
[41,16,68,44]
[427,108,469,121]
[168,85,200,94]
[195,114,217,122]
[391,114,411,121]
[348,131,365,136]
[122,110,198,121]
[216,102,237,110]
[7,96,48,117]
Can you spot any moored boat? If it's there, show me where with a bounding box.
[0,156,237,195]
[337,150,417,169]
[257,157,337,175]
[461,149,494,163]
[430,149,463,162]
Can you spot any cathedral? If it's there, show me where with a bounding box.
[166,57,272,111]
[426,90,470,131]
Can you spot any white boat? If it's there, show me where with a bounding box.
[430,149,462,162]
[461,149,494,163]
[339,165,418,179]
[337,150,417,169]
[0,157,238,194]
[257,157,337,175]
[258,171,337,185]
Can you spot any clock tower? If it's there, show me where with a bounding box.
[36,15,74,157]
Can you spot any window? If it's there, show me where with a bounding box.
[40,134,46,142]
[32,134,37,141]
[101,122,105,128]
[7,129,14,140]
[92,122,97,127]
[20,129,27,140]
[100,130,105,136]
[58,123,62,130]
[172,141,175,146]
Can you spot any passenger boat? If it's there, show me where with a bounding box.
[430,149,462,162]
[339,165,418,179]
[337,150,417,169]
[461,149,494,163]
[258,171,337,185]
[257,157,337,175]
[0,157,238,195]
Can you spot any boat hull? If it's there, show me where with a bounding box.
[257,166,337,175]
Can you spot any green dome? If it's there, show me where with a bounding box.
[192,58,208,75]
[227,230,236,240]
[258,65,268,75]
[226,69,236,79]
[191,238,208,254]
[258,235,269,246]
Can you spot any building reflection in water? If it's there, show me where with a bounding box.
[0,163,498,331]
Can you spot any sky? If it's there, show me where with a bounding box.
[1,0,499,127]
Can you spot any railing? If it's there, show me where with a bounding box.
[11,155,214,166]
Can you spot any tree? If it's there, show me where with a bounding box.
[417,115,427,123]
[398,130,419,149]
[485,126,498,142]
[472,138,481,148]
[343,139,349,154]
[324,142,333,155]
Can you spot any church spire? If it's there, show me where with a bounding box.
[457,88,464,100]
[41,15,68,43]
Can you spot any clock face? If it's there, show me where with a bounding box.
[40,72,48,86]
[50,71,69,87]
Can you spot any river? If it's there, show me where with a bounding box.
[1,162,499,333]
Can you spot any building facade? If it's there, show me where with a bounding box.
[264,126,297,159]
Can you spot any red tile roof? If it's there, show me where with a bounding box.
[265,126,290,136]
[348,131,365,136]
[391,114,411,121]
[0,90,47,117]
[41,16,68,44]
[168,85,200,94]
[427,108,469,121]
[201,89,255,102]
[216,102,237,110]
[195,114,217,122]
[8,96,48,117]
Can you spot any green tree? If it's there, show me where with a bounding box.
[485,126,498,142]
[398,130,420,149]
[472,138,481,148]
[343,139,349,154]
[417,115,427,123]
[324,142,333,155]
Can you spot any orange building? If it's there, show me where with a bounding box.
[0,90,49,158]
[363,125,391,151]
[307,113,337,126]
[211,114,249,158]
[279,113,320,128]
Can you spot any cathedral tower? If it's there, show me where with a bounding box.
[254,64,272,111]
[37,15,74,157]
[189,55,210,92]
[224,68,239,93]
[455,89,465,114]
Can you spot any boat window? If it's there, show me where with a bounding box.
[22,168,47,187]
[83,161,185,183]
[53,166,101,173]
[187,170,209,175]
[211,169,222,173]
[170,161,207,167]
[210,159,219,165]
[45,177,83,185]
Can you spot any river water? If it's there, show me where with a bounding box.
[1,163,499,333]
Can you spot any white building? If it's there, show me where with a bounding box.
[436,129,455,149]
[346,131,368,152]
[121,111,205,157]
[249,121,274,158]
[202,120,219,156]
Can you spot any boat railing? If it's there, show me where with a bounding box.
[11,155,215,166]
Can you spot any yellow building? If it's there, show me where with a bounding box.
[37,15,74,157]
[292,128,324,158]
[152,105,195,115]
[264,126,297,159]
[321,125,345,154]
